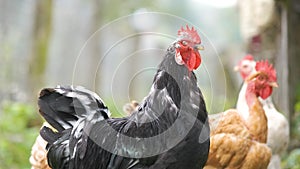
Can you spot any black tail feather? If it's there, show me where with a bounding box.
[38,88,78,132]
[38,85,110,167]
[38,85,109,134]
[40,126,60,144]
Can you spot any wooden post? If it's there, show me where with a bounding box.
[287,0,300,149]
[287,0,300,115]
[274,2,289,120]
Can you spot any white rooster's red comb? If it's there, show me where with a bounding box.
[177,25,201,44]
[242,54,254,61]
[255,60,277,82]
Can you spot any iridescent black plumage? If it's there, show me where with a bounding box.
[39,45,210,169]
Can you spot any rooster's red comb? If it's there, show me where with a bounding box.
[177,25,201,44]
[255,60,277,82]
[242,54,254,61]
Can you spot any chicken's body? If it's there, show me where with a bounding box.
[205,61,277,169]
[206,99,271,169]
[123,100,139,116]
[237,85,289,153]
[38,26,210,169]
[206,133,271,169]
[260,97,289,169]
[235,55,289,169]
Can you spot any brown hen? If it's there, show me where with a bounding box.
[29,122,52,169]
[205,60,277,169]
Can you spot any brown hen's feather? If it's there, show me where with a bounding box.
[245,98,268,143]
[210,109,251,139]
[30,135,52,169]
[205,133,271,169]
[210,97,267,143]
[122,100,139,115]
[206,97,271,169]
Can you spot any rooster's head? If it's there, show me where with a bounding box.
[246,60,278,100]
[235,54,256,80]
[174,25,204,71]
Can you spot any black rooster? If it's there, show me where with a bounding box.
[39,25,210,169]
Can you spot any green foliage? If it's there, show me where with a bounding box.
[284,84,300,168]
[291,85,300,141]
[0,102,40,169]
[291,112,300,141]
[282,149,300,169]
[295,102,300,113]
[294,84,300,112]
[105,98,128,118]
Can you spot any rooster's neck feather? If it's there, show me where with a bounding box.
[153,46,198,108]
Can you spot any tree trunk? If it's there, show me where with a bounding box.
[29,0,52,102]
[0,0,37,102]
[45,0,100,89]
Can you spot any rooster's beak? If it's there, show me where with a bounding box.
[246,72,260,82]
[195,44,204,50]
[269,82,279,88]
[234,66,240,72]
[246,72,279,88]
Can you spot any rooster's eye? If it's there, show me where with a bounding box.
[258,76,265,81]
[242,65,248,68]
[182,41,188,46]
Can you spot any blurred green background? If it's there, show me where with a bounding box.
[1,0,300,168]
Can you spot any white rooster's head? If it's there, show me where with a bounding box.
[235,54,256,80]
